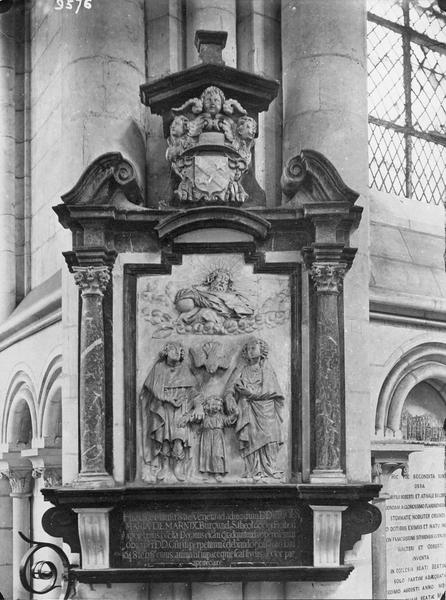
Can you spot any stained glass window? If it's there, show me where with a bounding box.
[367,0,446,204]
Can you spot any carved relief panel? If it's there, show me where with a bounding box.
[127,253,297,485]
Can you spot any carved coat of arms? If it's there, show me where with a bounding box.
[166,86,257,205]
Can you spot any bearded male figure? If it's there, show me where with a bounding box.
[174,268,253,326]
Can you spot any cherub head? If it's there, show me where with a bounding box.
[203,396,224,415]
[160,342,185,365]
[237,116,257,141]
[201,86,225,117]
[170,115,189,139]
[241,337,269,364]
[204,268,233,292]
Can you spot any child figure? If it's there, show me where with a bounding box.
[199,396,235,482]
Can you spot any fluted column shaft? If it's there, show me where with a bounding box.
[73,266,114,487]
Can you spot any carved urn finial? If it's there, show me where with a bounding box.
[195,30,227,65]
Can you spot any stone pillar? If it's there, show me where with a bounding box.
[281,0,370,483]
[0,468,33,600]
[310,505,347,567]
[73,266,114,488]
[145,0,184,207]
[0,6,16,321]
[30,0,145,284]
[306,253,350,483]
[185,0,237,67]
[237,0,282,206]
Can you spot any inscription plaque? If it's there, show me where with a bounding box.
[386,447,446,600]
[113,505,302,568]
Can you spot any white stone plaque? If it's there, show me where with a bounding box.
[386,447,446,600]
[135,254,293,485]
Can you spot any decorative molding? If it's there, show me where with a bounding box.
[141,28,278,143]
[310,505,347,567]
[0,468,33,497]
[73,508,113,569]
[341,502,383,555]
[281,150,359,207]
[72,266,111,295]
[42,507,80,553]
[61,152,142,207]
[156,206,271,241]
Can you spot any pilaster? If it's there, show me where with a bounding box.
[72,265,114,488]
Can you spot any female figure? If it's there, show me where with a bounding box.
[224,337,284,480]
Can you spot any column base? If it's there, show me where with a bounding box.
[310,469,347,484]
[71,472,115,489]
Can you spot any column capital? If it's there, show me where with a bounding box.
[32,466,62,488]
[73,266,111,294]
[308,262,348,294]
[0,468,33,497]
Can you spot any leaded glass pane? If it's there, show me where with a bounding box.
[369,123,407,196]
[412,136,446,204]
[411,42,446,133]
[368,21,405,124]
[409,0,446,44]
[368,0,404,23]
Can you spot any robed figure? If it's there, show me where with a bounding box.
[140,342,200,482]
[224,337,284,480]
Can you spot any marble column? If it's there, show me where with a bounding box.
[0,6,16,321]
[0,468,33,600]
[306,253,350,483]
[185,0,237,67]
[73,266,114,488]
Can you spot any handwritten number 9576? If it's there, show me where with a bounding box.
[55,0,92,13]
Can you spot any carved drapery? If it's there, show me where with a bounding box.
[73,266,114,487]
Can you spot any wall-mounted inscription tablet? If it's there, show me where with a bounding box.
[112,504,304,568]
[132,253,296,485]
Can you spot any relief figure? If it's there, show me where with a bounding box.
[140,342,201,482]
[174,267,253,328]
[224,337,284,481]
[181,395,236,482]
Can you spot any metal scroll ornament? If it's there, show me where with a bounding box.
[19,532,75,599]
[166,86,257,206]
